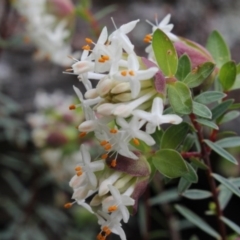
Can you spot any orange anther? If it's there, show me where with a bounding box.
[104,144,112,151]
[64,202,72,209]
[69,104,76,110]
[102,55,110,61]
[143,38,151,43]
[129,70,135,76]
[121,70,127,76]
[145,34,152,40]
[100,140,108,146]
[101,153,108,159]
[110,159,117,167]
[108,205,118,212]
[102,226,111,235]
[133,138,140,145]
[75,166,82,171]
[98,58,105,63]
[85,38,93,44]
[110,128,118,134]
[97,233,105,240]
[79,132,87,138]
[82,45,91,51]
[76,171,83,176]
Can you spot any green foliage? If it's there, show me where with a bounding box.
[183,62,215,88]
[192,101,212,119]
[168,81,193,114]
[216,137,240,148]
[221,217,240,235]
[152,149,189,178]
[195,119,219,130]
[194,91,226,104]
[206,30,231,68]
[211,99,234,121]
[152,29,178,77]
[176,54,191,81]
[181,189,212,200]
[219,110,240,124]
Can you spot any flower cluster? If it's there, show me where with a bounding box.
[13,0,76,66]
[65,15,183,239]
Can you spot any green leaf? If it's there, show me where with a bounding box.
[152,29,178,77]
[175,204,221,240]
[229,103,240,110]
[149,188,179,205]
[176,54,191,81]
[168,81,193,115]
[161,122,189,149]
[194,91,226,104]
[189,158,208,170]
[216,137,240,148]
[219,111,240,124]
[182,189,212,200]
[212,173,240,197]
[221,217,240,235]
[211,99,234,121]
[193,101,212,119]
[218,186,232,210]
[219,61,237,90]
[204,140,238,165]
[183,62,215,88]
[151,129,164,146]
[181,134,195,152]
[182,162,198,183]
[206,30,231,68]
[178,177,192,194]
[217,131,237,139]
[152,149,189,178]
[195,119,219,130]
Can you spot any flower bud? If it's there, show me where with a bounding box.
[49,0,74,17]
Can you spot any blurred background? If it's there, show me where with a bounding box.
[1,0,240,239]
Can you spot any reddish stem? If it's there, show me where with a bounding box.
[181,151,201,158]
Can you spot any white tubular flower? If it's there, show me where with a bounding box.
[116,116,155,146]
[76,199,94,214]
[96,211,126,240]
[102,185,135,223]
[133,97,183,134]
[113,54,158,98]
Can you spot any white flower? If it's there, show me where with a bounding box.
[102,185,135,223]
[133,97,183,134]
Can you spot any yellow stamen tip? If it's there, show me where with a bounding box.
[104,144,112,151]
[110,159,117,167]
[108,205,118,212]
[75,166,82,171]
[79,132,87,138]
[100,140,108,146]
[110,128,118,134]
[76,171,83,176]
[129,70,135,76]
[133,138,140,145]
[82,44,91,51]
[102,55,110,61]
[121,70,127,76]
[85,38,93,44]
[64,202,72,209]
[101,153,108,159]
[69,104,76,110]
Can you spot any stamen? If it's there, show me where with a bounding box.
[133,138,140,145]
[76,171,83,176]
[104,143,112,151]
[102,55,110,61]
[101,153,108,159]
[75,166,82,171]
[82,44,91,51]
[108,205,118,212]
[97,233,106,240]
[65,68,73,72]
[69,104,76,110]
[68,55,79,62]
[98,58,105,63]
[110,159,117,167]
[79,132,87,138]
[100,140,108,146]
[129,70,135,76]
[121,70,127,76]
[85,38,93,44]
[110,128,118,134]
[102,226,111,235]
[64,202,73,209]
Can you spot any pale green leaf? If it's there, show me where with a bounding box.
[195,119,219,130]
[176,54,191,81]
[204,140,238,164]
[211,99,234,121]
[175,204,221,240]
[182,162,198,183]
[194,91,226,104]
[218,185,232,210]
[181,134,195,152]
[193,101,212,119]
[219,111,240,124]
[221,216,240,234]
[216,137,240,148]
[182,189,212,200]
[149,188,179,205]
[178,177,192,194]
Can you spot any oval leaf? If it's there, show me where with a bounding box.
[206,30,230,68]
[219,61,237,91]
[175,204,221,240]
[221,217,240,235]
[168,81,193,115]
[161,122,189,149]
[211,99,234,121]
[182,162,198,183]
[219,111,240,124]
[183,62,215,88]
[218,185,232,210]
[216,137,240,148]
[152,149,189,178]
[193,101,212,119]
[178,177,192,194]
[204,140,238,165]
[194,91,226,104]
[176,54,191,81]
[152,29,178,77]
[182,189,212,200]
[195,119,219,130]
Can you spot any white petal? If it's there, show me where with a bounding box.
[134,130,155,146]
[152,97,164,115]
[97,26,108,44]
[77,200,94,214]
[119,20,139,34]
[160,114,183,124]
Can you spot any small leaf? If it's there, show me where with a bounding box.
[212,173,240,197]
[193,101,212,119]
[176,54,191,81]
[178,177,192,194]
[219,61,237,91]
[206,30,231,68]
[181,134,195,152]
[161,122,189,149]
[149,188,179,205]
[152,149,189,178]
[182,189,212,200]
[211,99,234,121]
[182,162,198,183]
[217,131,237,139]
[175,204,221,240]
[229,103,240,110]
[189,158,208,170]
[221,217,240,235]
[219,111,240,124]
[152,29,178,77]
[204,140,238,165]
[151,129,164,146]
[195,119,219,130]
[183,62,215,88]
[194,91,226,104]
[168,81,193,115]
[216,137,240,148]
[218,185,232,210]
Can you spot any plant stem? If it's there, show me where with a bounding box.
[181,151,201,158]
[189,113,226,240]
